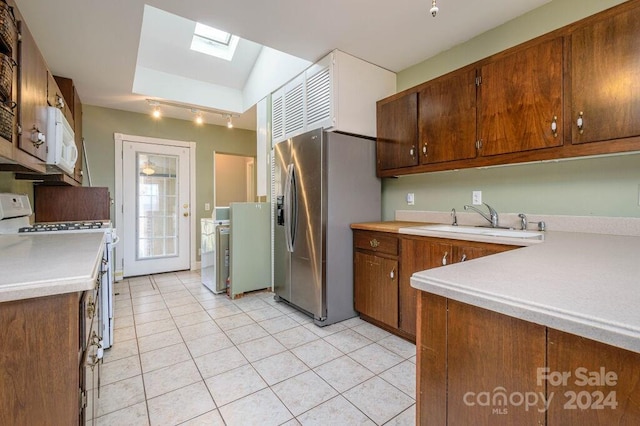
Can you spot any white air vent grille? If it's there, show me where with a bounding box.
[271,95,283,141]
[306,67,331,126]
[284,84,304,135]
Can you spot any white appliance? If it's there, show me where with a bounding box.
[45,106,78,175]
[0,193,117,349]
[201,217,230,294]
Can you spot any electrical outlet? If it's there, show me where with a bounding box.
[205,203,211,211]
[407,193,415,206]
[472,191,482,205]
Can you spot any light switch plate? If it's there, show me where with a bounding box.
[205,203,211,211]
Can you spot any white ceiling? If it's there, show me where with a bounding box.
[14,0,551,130]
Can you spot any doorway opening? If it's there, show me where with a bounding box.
[213,153,256,207]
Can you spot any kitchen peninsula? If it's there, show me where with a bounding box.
[411,228,640,424]
[0,232,105,425]
[352,221,640,424]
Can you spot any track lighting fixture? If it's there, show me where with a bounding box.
[192,109,204,125]
[145,98,238,128]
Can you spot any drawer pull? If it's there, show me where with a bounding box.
[442,251,448,266]
[460,253,467,262]
[369,239,380,248]
[390,268,396,280]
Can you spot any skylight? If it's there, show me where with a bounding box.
[190,23,239,61]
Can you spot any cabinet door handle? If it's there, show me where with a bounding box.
[369,238,379,248]
[460,253,467,262]
[551,115,558,137]
[422,144,427,156]
[576,111,584,134]
[389,268,395,280]
[409,146,416,157]
[86,295,95,319]
[442,251,448,266]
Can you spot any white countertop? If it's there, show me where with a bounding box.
[0,233,105,303]
[409,230,640,353]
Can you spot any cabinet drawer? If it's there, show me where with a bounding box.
[354,231,398,255]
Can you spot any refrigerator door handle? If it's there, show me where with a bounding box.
[284,163,296,252]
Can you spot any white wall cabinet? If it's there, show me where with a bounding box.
[271,50,395,145]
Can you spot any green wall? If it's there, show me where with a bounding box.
[83,105,256,260]
[384,0,637,221]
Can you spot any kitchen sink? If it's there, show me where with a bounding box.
[399,224,544,239]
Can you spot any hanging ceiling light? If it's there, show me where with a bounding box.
[226,114,233,129]
[141,161,155,175]
[430,0,439,17]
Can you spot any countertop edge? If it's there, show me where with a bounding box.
[0,233,105,303]
[411,273,640,354]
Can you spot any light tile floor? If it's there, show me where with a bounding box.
[95,270,416,425]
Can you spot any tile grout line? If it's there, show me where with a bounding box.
[102,272,416,425]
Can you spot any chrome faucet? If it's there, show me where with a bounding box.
[451,208,458,226]
[518,213,527,230]
[464,203,499,228]
[519,213,546,231]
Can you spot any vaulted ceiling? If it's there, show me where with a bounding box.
[14,0,551,130]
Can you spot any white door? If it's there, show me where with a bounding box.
[122,141,191,276]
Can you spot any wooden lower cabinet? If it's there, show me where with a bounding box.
[0,288,101,425]
[354,251,398,328]
[547,330,640,424]
[416,291,640,425]
[354,229,516,341]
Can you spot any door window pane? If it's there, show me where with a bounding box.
[136,153,179,260]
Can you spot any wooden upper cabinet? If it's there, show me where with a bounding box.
[376,92,418,172]
[47,72,73,127]
[570,4,640,144]
[478,37,564,156]
[17,20,48,161]
[418,69,477,164]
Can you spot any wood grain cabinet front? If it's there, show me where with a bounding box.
[477,37,564,157]
[354,250,399,329]
[418,69,477,164]
[570,3,640,145]
[376,91,418,172]
[354,228,517,342]
[0,293,80,425]
[416,292,640,425]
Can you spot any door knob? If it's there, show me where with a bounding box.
[183,212,189,217]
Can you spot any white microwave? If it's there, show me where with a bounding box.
[45,106,77,175]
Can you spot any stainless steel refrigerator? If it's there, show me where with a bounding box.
[273,128,381,326]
